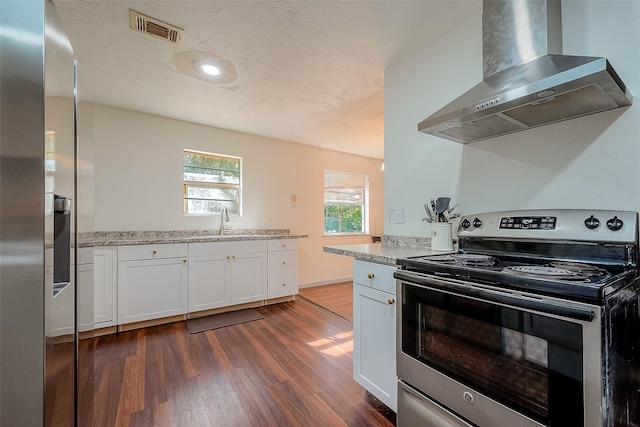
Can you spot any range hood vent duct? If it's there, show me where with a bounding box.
[418,0,632,144]
[129,10,183,45]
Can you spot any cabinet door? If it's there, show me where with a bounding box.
[230,252,267,305]
[353,283,397,412]
[77,263,95,332]
[118,258,188,324]
[188,255,229,312]
[93,248,115,326]
[77,248,95,332]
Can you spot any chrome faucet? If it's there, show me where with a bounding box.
[219,207,229,235]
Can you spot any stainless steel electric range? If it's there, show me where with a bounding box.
[394,209,640,427]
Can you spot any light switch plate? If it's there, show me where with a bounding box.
[394,207,404,224]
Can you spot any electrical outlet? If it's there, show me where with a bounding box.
[262,218,268,228]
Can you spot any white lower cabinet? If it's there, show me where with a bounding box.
[267,239,299,299]
[188,240,267,313]
[77,247,95,332]
[188,254,229,311]
[118,244,188,325]
[230,252,268,304]
[96,238,298,328]
[93,247,117,328]
[353,259,397,412]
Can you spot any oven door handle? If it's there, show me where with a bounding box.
[394,270,596,322]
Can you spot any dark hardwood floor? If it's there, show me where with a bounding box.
[80,297,395,427]
[298,282,353,321]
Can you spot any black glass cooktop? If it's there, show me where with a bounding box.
[397,252,637,303]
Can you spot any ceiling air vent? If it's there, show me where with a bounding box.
[129,10,183,45]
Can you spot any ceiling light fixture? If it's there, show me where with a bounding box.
[176,50,237,84]
[200,64,220,76]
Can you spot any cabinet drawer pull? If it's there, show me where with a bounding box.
[387,298,395,305]
[282,243,287,248]
[152,250,158,255]
[227,256,230,260]
[183,259,187,263]
[367,273,374,279]
[282,261,286,265]
[282,283,287,287]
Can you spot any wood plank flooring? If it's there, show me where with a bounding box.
[79,297,395,427]
[298,282,353,321]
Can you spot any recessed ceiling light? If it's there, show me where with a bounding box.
[200,64,220,76]
[176,50,237,84]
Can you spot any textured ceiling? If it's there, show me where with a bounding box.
[54,0,480,159]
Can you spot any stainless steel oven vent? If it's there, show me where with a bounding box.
[129,10,183,45]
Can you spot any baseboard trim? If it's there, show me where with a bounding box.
[118,314,187,332]
[299,277,352,289]
[187,301,263,320]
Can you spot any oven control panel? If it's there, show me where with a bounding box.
[499,216,556,230]
[457,209,639,244]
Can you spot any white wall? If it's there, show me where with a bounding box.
[93,104,383,285]
[294,144,385,286]
[385,1,640,236]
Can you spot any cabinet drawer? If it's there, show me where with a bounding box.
[189,240,267,257]
[268,273,299,299]
[78,247,94,265]
[268,239,298,252]
[353,260,397,294]
[118,243,188,261]
[268,250,298,275]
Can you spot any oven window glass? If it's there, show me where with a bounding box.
[402,283,584,426]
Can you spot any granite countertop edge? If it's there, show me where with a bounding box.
[323,235,444,265]
[78,230,308,248]
[322,245,399,265]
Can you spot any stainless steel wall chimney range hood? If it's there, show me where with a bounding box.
[418,0,632,144]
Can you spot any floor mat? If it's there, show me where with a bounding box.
[186,309,263,333]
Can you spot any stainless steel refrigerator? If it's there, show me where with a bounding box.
[0,1,93,425]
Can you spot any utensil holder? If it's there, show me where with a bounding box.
[431,223,453,251]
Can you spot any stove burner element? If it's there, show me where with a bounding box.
[506,266,578,276]
[503,266,590,282]
[422,254,457,264]
[452,254,496,266]
[421,253,497,267]
[549,261,606,276]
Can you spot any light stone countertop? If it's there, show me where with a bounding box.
[323,232,457,265]
[323,243,431,265]
[79,229,307,248]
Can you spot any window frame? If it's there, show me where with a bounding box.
[183,149,242,216]
[323,169,369,236]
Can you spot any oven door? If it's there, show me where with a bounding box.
[395,270,602,427]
